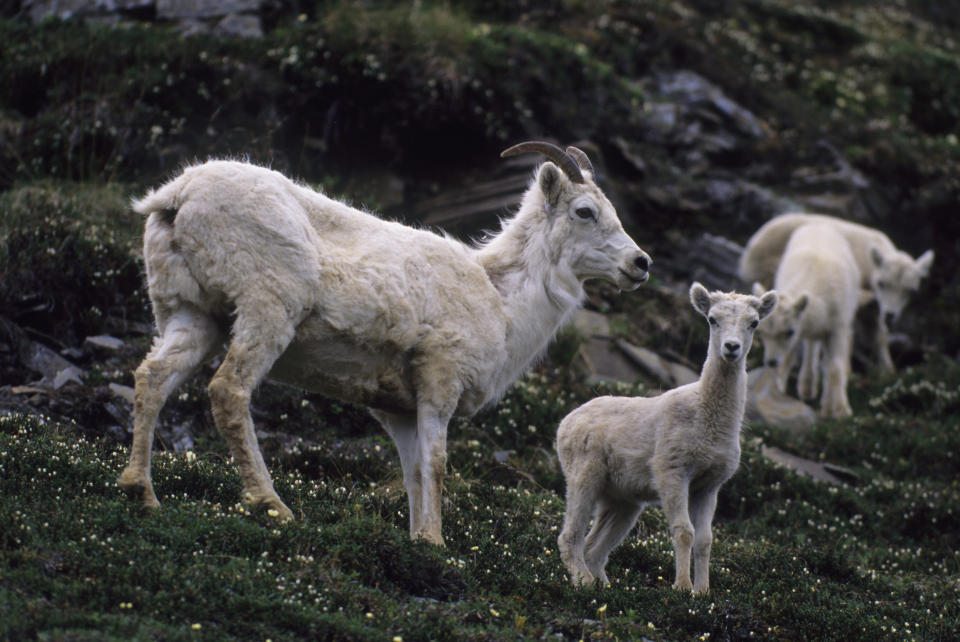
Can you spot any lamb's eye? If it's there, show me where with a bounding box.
[575,207,594,220]
[877,280,888,290]
[785,329,795,338]
[708,316,718,327]
[749,319,759,329]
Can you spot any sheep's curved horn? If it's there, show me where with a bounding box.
[565,146,596,180]
[500,141,585,184]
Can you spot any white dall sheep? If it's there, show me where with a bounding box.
[738,212,933,373]
[752,224,860,418]
[117,142,651,546]
[556,282,777,594]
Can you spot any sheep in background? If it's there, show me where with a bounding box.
[117,142,651,546]
[556,282,777,594]
[738,212,933,373]
[752,225,860,418]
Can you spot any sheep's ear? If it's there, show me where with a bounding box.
[690,282,712,316]
[751,282,766,297]
[870,244,885,268]
[756,290,778,320]
[793,293,809,316]
[915,249,934,277]
[537,162,565,210]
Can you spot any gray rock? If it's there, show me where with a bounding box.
[746,367,816,433]
[761,445,859,485]
[616,340,699,388]
[85,335,125,351]
[157,0,259,20]
[19,340,85,389]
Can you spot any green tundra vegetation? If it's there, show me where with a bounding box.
[1,1,958,640]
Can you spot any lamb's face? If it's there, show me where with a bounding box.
[869,246,934,326]
[541,165,650,291]
[753,287,807,391]
[691,282,777,364]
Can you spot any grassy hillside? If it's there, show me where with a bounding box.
[2,1,960,640]
[2,362,959,640]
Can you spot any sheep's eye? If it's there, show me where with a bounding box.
[785,329,795,338]
[749,319,759,329]
[708,316,718,327]
[575,207,595,220]
[877,280,888,290]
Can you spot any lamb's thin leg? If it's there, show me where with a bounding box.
[797,339,821,402]
[689,488,719,595]
[118,307,220,508]
[207,308,299,521]
[373,411,422,537]
[875,312,895,373]
[821,331,853,418]
[658,471,694,591]
[414,406,452,546]
[583,500,642,586]
[558,474,602,586]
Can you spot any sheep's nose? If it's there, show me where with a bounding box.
[724,342,740,353]
[634,254,649,272]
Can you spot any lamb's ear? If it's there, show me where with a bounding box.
[915,249,934,277]
[690,282,712,316]
[793,293,809,316]
[870,244,885,268]
[537,162,565,210]
[751,281,766,297]
[756,290,778,320]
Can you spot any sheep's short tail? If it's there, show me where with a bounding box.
[132,174,188,221]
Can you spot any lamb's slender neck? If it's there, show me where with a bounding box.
[476,190,583,388]
[698,349,748,440]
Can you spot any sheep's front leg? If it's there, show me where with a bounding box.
[875,312,896,374]
[373,411,422,537]
[821,331,853,418]
[659,472,694,591]
[797,339,822,402]
[415,407,450,546]
[119,308,220,509]
[689,488,719,595]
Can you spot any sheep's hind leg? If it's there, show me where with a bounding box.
[118,307,220,509]
[583,500,642,586]
[207,308,299,521]
[558,474,601,587]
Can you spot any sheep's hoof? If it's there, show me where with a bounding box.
[117,472,161,510]
[413,529,445,547]
[672,578,693,592]
[244,492,294,522]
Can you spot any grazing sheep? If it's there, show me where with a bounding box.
[738,212,933,372]
[556,282,777,594]
[117,142,651,546]
[752,224,860,418]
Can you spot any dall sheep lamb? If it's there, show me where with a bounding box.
[752,223,860,418]
[738,212,933,373]
[117,141,651,545]
[556,282,777,594]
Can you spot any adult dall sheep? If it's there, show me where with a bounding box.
[556,283,777,594]
[738,212,933,372]
[118,142,651,545]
